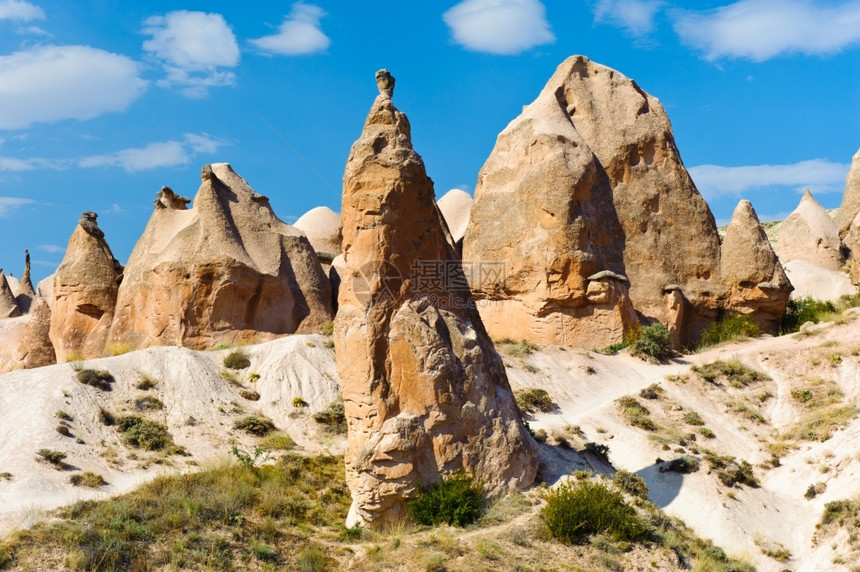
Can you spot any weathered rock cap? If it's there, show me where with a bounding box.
[588,270,629,283]
[154,186,191,210]
[375,69,394,98]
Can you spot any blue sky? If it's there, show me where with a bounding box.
[1,0,858,284]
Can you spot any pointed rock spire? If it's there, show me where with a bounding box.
[0,270,21,318]
[13,249,36,313]
[721,200,792,331]
[336,70,537,528]
[836,148,860,237]
[776,189,844,271]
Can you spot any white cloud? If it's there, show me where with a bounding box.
[0,0,44,21]
[79,132,226,172]
[689,159,850,200]
[250,2,330,55]
[0,156,68,170]
[102,203,124,215]
[0,196,33,217]
[35,243,63,253]
[143,10,240,97]
[443,0,555,55]
[673,0,860,61]
[0,45,146,130]
[592,0,664,36]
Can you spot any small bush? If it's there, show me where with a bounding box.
[136,374,157,390]
[497,338,538,357]
[703,451,759,488]
[820,499,860,526]
[297,546,331,572]
[293,396,308,408]
[639,383,663,400]
[239,389,261,401]
[691,359,769,388]
[781,297,838,334]
[783,406,860,442]
[630,323,674,362]
[312,401,346,433]
[664,455,700,474]
[223,349,251,370]
[612,470,649,499]
[515,388,555,414]
[116,415,174,451]
[69,472,105,488]
[36,449,67,467]
[134,395,163,411]
[407,472,485,527]
[55,410,73,422]
[234,415,276,437]
[56,424,71,437]
[616,396,657,431]
[98,407,116,426]
[76,369,114,390]
[259,432,296,451]
[697,313,759,349]
[321,321,334,336]
[684,411,704,426]
[541,479,648,544]
[584,442,610,462]
[698,427,716,439]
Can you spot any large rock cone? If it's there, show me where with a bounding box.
[776,189,844,271]
[49,212,119,361]
[0,271,20,319]
[108,165,333,350]
[836,148,860,237]
[720,200,792,332]
[336,71,538,528]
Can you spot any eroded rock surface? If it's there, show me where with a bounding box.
[337,72,537,528]
[13,250,36,314]
[848,212,860,285]
[436,189,473,244]
[836,148,860,237]
[293,206,342,260]
[0,271,20,319]
[109,164,332,351]
[721,200,792,332]
[49,212,119,361]
[776,189,844,271]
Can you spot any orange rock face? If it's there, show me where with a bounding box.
[108,164,332,350]
[336,72,538,528]
[49,213,119,361]
[720,200,792,332]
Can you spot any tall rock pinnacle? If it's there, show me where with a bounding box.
[336,70,538,527]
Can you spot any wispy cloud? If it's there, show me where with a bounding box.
[592,0,664,36]
[0,45,146,130]
[79,132,227,172]
[443,0,555,55]
[143,10,240,98]
[0,156,70,171]
[689,159,850,200]
[0,0,44,21]
[250,2,330,56]
[0,196,33,217]
[35,243,63,253]
[673,0,860,61]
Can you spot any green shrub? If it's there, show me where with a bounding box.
[223,349,251,370]
[781,297,838,334]
[611,470,649,499]
[630,323,673,362]
[664,455,700,474]
[616,396,657,431]
[293,397,308,408]
[235,415,277,437]
[116,415,174,451]
[540,479,648,544]
[684,411,704,426]
[515,388,555,414]
[69,472,105,488]
[698,427,716,439]
[56,424,71,437]
[697,313,759,349]
[407,472,485,527]
[639,383,663,400]
[239,390,261,401]
[691,359,769,388]
[76,369,114,390]
[36,449,67,467]
[820,499,860,526]
[98,407,115,426]
[312,401,346,433]
[134,395,163,411]
[55,410,73,422]
[497,339,538,357]
[703,451,758,487]
[136,373,158,390]
[259,432,296,451]
[321,321,334,336]
[584,442,610,462]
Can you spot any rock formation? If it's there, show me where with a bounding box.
[17,296,55,368]
[720,200,792,332]
[783,259,856,302]
[108,163,332,351]
[776,189,844,271]
[436,189,473,244]
[464,55,720,347]
[49,212,119,361]
[836,149,860,237]
[336,71,538,527]
[13,250,36,314]
[293,206,343,260]
[0,270,21,319]
[848,212,860,285]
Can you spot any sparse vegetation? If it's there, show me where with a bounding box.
[36,449,67,467]
[630,323,674,362]
[292,396,308,408]
[691,359,769,388]
[611,470,649,499]
[515,388,555,414]
[56,424,71,437]
[134,395,164,411]
[698,427,716,439]
[697,313,760,349]
[115,415,175,451]
[407,472,485,527]
[321,321,334,336]
[234,415,277,437]
[665,455,700,474]
[783,406,860,442]
[497,338,537,357]
[75,369,114,390]
[55,410,73,422]
[135,373,158,390]
[639,383,664,400]
[684,411,705,426]
[820,498,860,526]
[541,479,648,544]
[616,395,657,431]
[69,472,105,488]
[239,390,260,401]
[703,451,759,488]
[258,432,296,451]
[781,297,838,334]
[584,442,610,462]
[223,349,251,370]
[312,401,346,433]
[98,407,116,426]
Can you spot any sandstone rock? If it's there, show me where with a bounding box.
[12,250,36,314]
[464,55,720,347]
[337,71,537,528]
[847,211,860,285]
[16,296,55,368]
[293,206,342,261]
[436,189,473,244]
[776,189,844,271]
[0,270,21,318]
[49,212,119,361]
[783,259,855,302]
[721,200,792,332]
[836,148,860,237]
[108,164,332,351]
